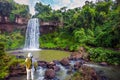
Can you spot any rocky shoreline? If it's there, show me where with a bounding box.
[5,47,108,80]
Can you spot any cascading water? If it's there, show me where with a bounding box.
[24,18,40,50]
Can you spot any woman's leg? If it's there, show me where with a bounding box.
[31,69,34,80]
[27,69,31,80]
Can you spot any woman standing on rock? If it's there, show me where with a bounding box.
[25,53,38,80]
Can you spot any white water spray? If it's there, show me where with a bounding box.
[28,0,39,16]
[24,18,40,50]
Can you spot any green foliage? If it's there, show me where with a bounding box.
[9,13,15,22]
[81,5,96,29]
[34,2,52,21]
[95,31,114,47]
[0,1,12,17]
[0,43,13,79]
[0,1,12,22]
[36,0,120,65]
[88,47,120,65]
[11,3,29,18]
[96,1,112,13]
[35,2,51,14]
[94,5,120,48]
[41,42,57,49]
[86,29,95,45]
[71,71,81,80]
[0,0,119,66]
[73,28,87,43]
[0,0,30,23]
[34,1,120,65]
[0,42,6,56]
[0,55,24,79]
[40,33,57,49]
[0,32,24,50]
[0,43,24,79]
[73,28,95,46]
[40,31,80,51]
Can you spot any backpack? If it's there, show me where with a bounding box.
[34,60,38,71]
[25,58,32,69]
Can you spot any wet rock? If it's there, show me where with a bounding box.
[53,60,60,64]
[79,59,86,64]
[17,70,26,75]
[70,52,82,60]
[67,70,73,74]
[38,61,47,68]
[10,71,19,77]
[67,66,73,74]
[9,63,26,78]
[4,75,10,80]
[90,68,98,80]
[65,65,71,69]
[74,62,82,70]
[45,69,56,79]
[12,51,23,54]
[53,66,60,72]
[60,58,70,66]
[12,52,19,54]
[47,62,56,69]
[18,65,26,75]
[18,51,23,53]
[100,76,108,80]
[78,65,101,80]
[78,47,89,60]
[70,47,89,61]
[99,62,108,66]
[16,55,25,59]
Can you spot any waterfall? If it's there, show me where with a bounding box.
[24,18,40,50]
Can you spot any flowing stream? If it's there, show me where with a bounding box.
[84,63,120,80]
[9,50,120,80]
[9,61,120,80]
[8,50,71,80]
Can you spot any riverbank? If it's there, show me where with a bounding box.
[6,48,120,80]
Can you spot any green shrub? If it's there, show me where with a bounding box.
[0,42,6,56]
[71,71,82,80]
[88,47,120,65]
[0,55,24,79]
[9,13,15,22]
[0,32,24,50]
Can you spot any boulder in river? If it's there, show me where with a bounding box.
[47,61,56,69]
[38,61,47,68]
[78,65,101,80]
[60,58,70,66]
[45,69,56,79]
[70,52,82,60]
[74,61,82,70]
[99,62,108,66]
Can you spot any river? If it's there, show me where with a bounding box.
[8,49,120,80]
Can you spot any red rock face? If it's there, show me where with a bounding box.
[0,20,61,35]
[15,17,28,24]
[0,24,26,33]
